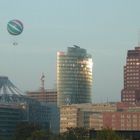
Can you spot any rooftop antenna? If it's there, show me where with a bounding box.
[40,73,45,92]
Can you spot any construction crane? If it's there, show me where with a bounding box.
[40,73,45,92]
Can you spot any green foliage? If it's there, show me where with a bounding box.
[27,130,49,140]
[13,121,59,140]
[96,128,122,140]
[60,127,89,140]
[12,125,125,140]
[27,129,60,140]
[13,122,41,140]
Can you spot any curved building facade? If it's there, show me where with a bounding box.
[57,46,93,106]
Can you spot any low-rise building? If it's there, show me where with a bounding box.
[89,103,140,130]
[90,111,140,130]
[60,102,140,133]
[60,103,117,133]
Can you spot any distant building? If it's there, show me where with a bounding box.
[26,78,59,134]
[27,73,57,104]
[0,76,49,140]
[57,45,93,106]
[45,103,60,134]
[60,103,117,133]
[60,102,140,133]
[27,89,57,104]
[27,89,59,134]
[0,104,23,140]
[121,47,140,104]
[89,106,140,130]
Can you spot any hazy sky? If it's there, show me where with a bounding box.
[0,0,140,102]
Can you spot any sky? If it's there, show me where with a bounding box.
[0,0,140,102]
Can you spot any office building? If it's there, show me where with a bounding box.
[27,89,59,133]
[60,102,140,133]
[89,106,140,130]
[57,45,93,106]
[0,104,23,140]
[27,89,57,104]
[60,103,117,133]
[0,76,49,140]
[121,47,140,104]
[26,74,59,134]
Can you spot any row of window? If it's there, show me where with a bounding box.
[126,80,139,83]
[127,59,139,61]
[125,84,139,88]
[122,98,135,101]
[122,94,135,97]
[125,69,139,72]
[122,90,135,93]
[124,73,139,76]
[126,66,140,68]
[126,77,139,80]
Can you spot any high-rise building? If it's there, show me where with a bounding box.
[57,45,93,106]
[121,47,140,104]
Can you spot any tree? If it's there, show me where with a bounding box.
[13,122,41,140]
[61,127,89,140]
[96,128,122,140]
[27,130,48,140]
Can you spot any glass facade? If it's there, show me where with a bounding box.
[0,104,23,140]
[57,46,93,106]
[0,76,50,139]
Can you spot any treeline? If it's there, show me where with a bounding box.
[11,122,127,140]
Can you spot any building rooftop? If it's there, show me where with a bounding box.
[0,76,27,103]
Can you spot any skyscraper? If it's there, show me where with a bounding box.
[121,47,140,104]
[57,45,93,106]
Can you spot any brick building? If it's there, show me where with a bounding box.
[121,47,140,104]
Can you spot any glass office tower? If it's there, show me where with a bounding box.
[57,45,93,106]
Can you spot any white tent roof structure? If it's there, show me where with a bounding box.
[0,76,26,103]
